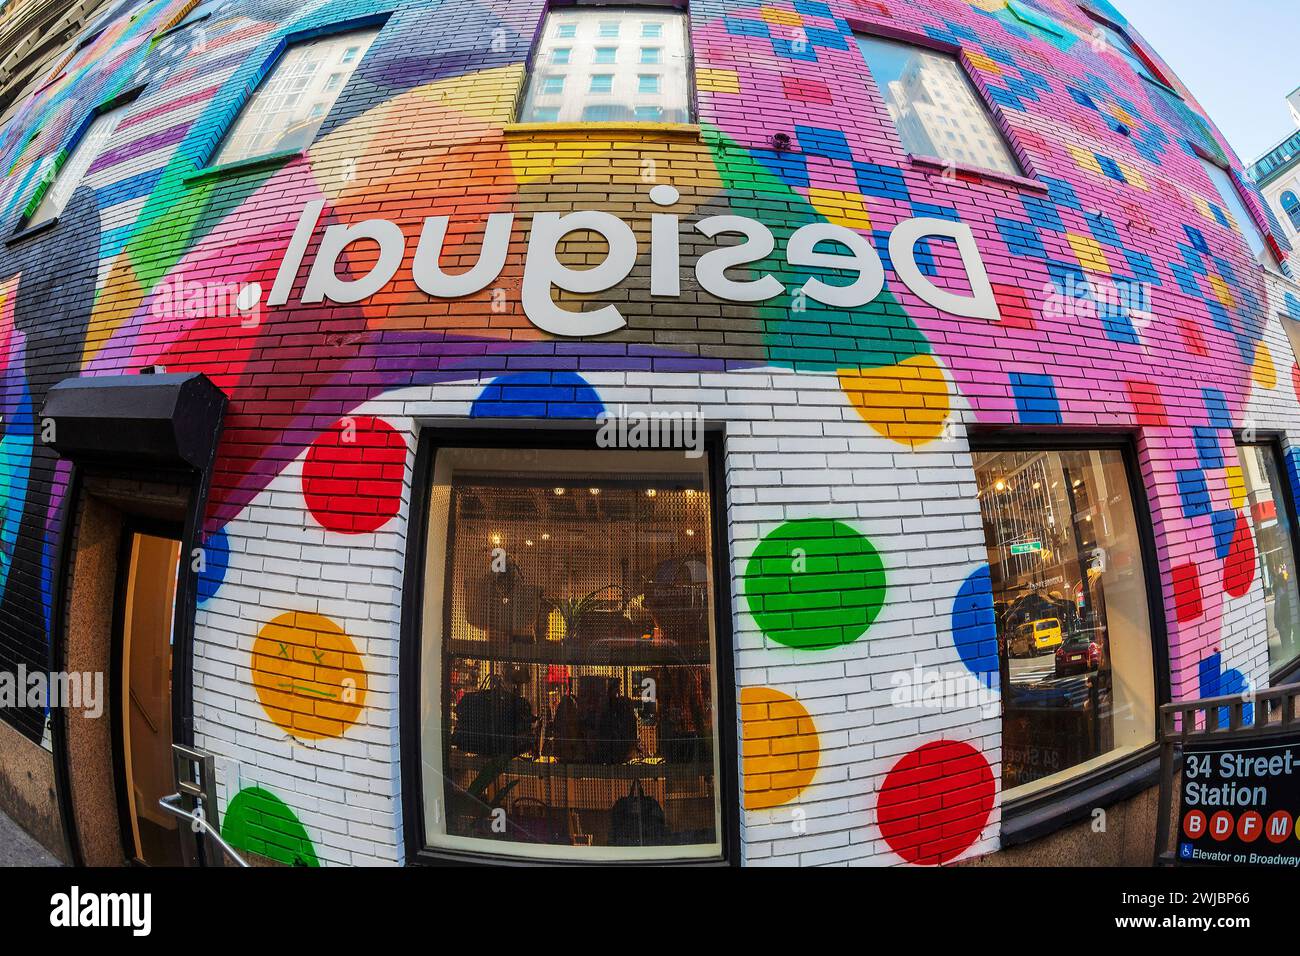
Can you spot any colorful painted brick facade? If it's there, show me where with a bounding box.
[0,0,1298,866]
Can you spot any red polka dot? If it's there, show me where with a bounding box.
[1223,515,1256,599]
[1171,562,1203,623]
[876,740,994,866]
[302,416,406,533]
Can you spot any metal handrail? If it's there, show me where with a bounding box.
[158,793,249,868]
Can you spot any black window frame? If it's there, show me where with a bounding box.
[968,430,1169,845]
[1234,431,1300,684]
[398,426,740,866]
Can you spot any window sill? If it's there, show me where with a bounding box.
[6,217,58,246]
[908,153,1048,194]
[1000,744,1160,848]
[503,121,701,139]
[183,149,304,184]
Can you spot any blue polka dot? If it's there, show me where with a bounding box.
[197,529,229,605]
[952,565,999,690]
[470,372,605,419]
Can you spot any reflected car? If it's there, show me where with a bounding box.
[1055,632,1105,677]
[1011,617,1063,656]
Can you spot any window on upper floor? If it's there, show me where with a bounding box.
[518,7,692,124]
[1198,156,1271,264]
[25,101,127,228]
[1082,9,1173,90]
[1281,191,1300,232]
[208,27,378,168]
[855,33,1023,177]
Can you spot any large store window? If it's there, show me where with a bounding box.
[27,102,126,227]
[972,445,1156,798]
[418,447,723,861]
[855,33,1022,177]
[518,7,692,124]
[209,27,378,167]
[1236,441,1300,672]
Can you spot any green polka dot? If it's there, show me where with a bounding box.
[221,786,319,866]
[743,518,886,650]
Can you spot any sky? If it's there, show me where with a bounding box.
[1117,0,1300,163]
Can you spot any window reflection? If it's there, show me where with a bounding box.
[973,448,1155,794]
[1237,443,1300,671]
[519,9,692,124]
[211,28,378,167]
[856,34,1022,176]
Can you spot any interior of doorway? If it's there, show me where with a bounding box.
[116,526,184,866]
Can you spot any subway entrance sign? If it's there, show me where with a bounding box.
[1176,739,1300,866]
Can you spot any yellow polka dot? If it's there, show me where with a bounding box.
[839,354,952,447]
[807,188,872,230]
[1253,342,1277,389]
[740,687,819,810]
[252,612,368,741]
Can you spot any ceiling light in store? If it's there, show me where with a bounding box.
[490,533,501,546]
[646,489,657,497]
[686,529,695,537]
[1033,482,1041,490]
[589,488,600,495]
[541,533,551,540]
[1072,480,1082,488]
[994,479,1006,492]
[526,539,534,547]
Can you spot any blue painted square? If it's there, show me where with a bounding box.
[795,124,852,162]
[1095,154,1126,182]
[986,85,1025,111]
[1202,388,1231,429]
[1176,469,1210,518]
[1211,508,1239,560]
[725,17,770,38]
[1184,224,1209,253]
[997,217,1045,258]
[793,0,834,16]
[1084,211,1122,247]
[854,162,910,202]
[750,148,810,188]
[803,26,847,50]
[1124,249,1160,284]
[772,36,819,61]
[1193,426,1226,469]
[1042,176,1082,213]
[1068,87,1099,110]
[1010,372,1062,425]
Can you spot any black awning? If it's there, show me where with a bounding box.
[41,372,228,472]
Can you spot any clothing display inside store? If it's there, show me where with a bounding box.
[436,473,720,856]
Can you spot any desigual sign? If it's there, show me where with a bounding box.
[267,185,1002,335]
